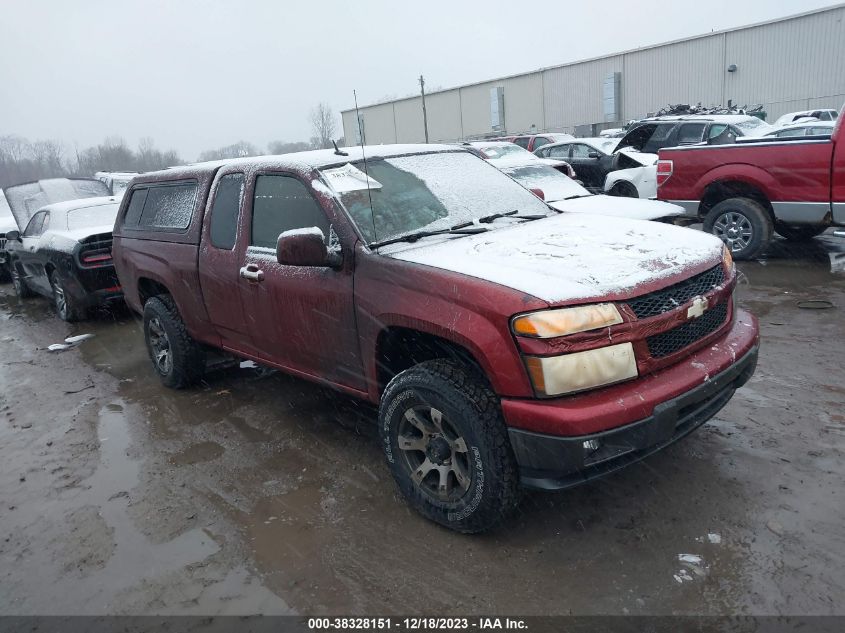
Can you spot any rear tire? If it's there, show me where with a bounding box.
[608,181,639,198]
[143,295,205,389]
[774,222,828,242]
[379,359,520,533]
[703,198,773,260]
[10,262,35,298]
[50,271,85,322]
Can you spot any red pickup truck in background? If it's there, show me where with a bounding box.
[657,107,845,259]
[112,145,759,533]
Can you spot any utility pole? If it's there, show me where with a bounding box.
[419,75,429,143]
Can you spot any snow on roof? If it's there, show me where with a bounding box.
[142,144,467,181]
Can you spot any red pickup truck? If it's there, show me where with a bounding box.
[112,145,758,533]
[657,109,845,259]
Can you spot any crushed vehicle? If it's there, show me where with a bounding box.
[534,138,620,192]
[112,144,759,533]
[5,196,123,321]
[604,115,774,199]
[464,141,576,179]
[772,108,838,127]
[657,107,845,259]
[495,161,683,222]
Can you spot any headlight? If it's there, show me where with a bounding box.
[722,245,734,273]
[524,343,638,396]
[512,304,623,338]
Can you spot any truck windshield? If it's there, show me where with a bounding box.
[321,151,551,244]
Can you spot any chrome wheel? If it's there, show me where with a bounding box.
[52,279,67,319]
[11,267,23,296]
[713,211,753,253]
[147,317,172,375]
[397,405,472,502]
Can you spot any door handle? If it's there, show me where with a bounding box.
[239,265,264,282]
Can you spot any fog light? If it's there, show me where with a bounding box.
[583,439,601,454]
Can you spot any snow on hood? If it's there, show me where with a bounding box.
[383,213,723,304]
[615,149,658,166]
[549,195,683,221]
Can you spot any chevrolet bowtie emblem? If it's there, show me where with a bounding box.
[687,296,709,319]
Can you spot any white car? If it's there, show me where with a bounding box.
[496,161,683,222]
[464,141,577,179]
[1,190,17,279]
[772,108,838,127]
[763,120,835,138]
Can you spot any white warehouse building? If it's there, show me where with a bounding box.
[341,4,845,144]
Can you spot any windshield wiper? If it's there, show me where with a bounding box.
[452,210,549,229]
[369,226,489,249]
[562,194,592,200]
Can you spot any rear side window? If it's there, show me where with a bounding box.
[251,175,329,249]
[210,173,244,250]
[123,181,197,230]
[533,137,551,150]
[513,137,530,149]
[678,123,706,144]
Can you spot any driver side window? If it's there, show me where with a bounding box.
[23,211,47,237]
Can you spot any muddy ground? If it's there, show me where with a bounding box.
[1,235,844,617]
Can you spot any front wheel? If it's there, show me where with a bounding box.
[608,181,639,198]
[379,359,520,533]
[11,262,35,298]
[774,222,828,242]
[143,295,205,389]
[703,198,773,260]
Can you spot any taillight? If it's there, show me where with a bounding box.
[80,248,113,266]
[656,160,673,186]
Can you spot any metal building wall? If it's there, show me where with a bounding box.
[723,5,845,119]
[341,4,845,144]
[543,55,623,131]
[622,35,725,121]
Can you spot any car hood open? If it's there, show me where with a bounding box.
[3,178,111,231]
[383,213,723,304]
[548,195,683,221]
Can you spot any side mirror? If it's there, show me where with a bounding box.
[529,188,545,201]
[276,227,341,268]
[5,230,21,242]
[587,151,600,159]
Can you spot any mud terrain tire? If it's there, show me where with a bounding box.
[379,359,520,533]
[143,295,205,389]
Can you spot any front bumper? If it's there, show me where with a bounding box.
[509,344,757,490]
[502,308,759,490]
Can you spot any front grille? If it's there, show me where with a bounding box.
[627,265,725,319]
[647,302,728,358]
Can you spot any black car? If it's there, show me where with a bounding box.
[6,196,123,321]
[533,138,621,191]
[609,115,773,154]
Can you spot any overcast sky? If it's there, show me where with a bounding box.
[0,0,836,160]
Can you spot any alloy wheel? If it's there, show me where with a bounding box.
[713,211,753,253]
[147,317,173,375]
[52,279,67,319]
[397,405,472,502]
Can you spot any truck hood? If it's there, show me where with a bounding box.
[383,213,723,304]
[548,195,683,221]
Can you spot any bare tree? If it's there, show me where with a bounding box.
[309,103,337,149]
[30,139,66,177]
[197,140,258,162]
[267,140,312,155]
